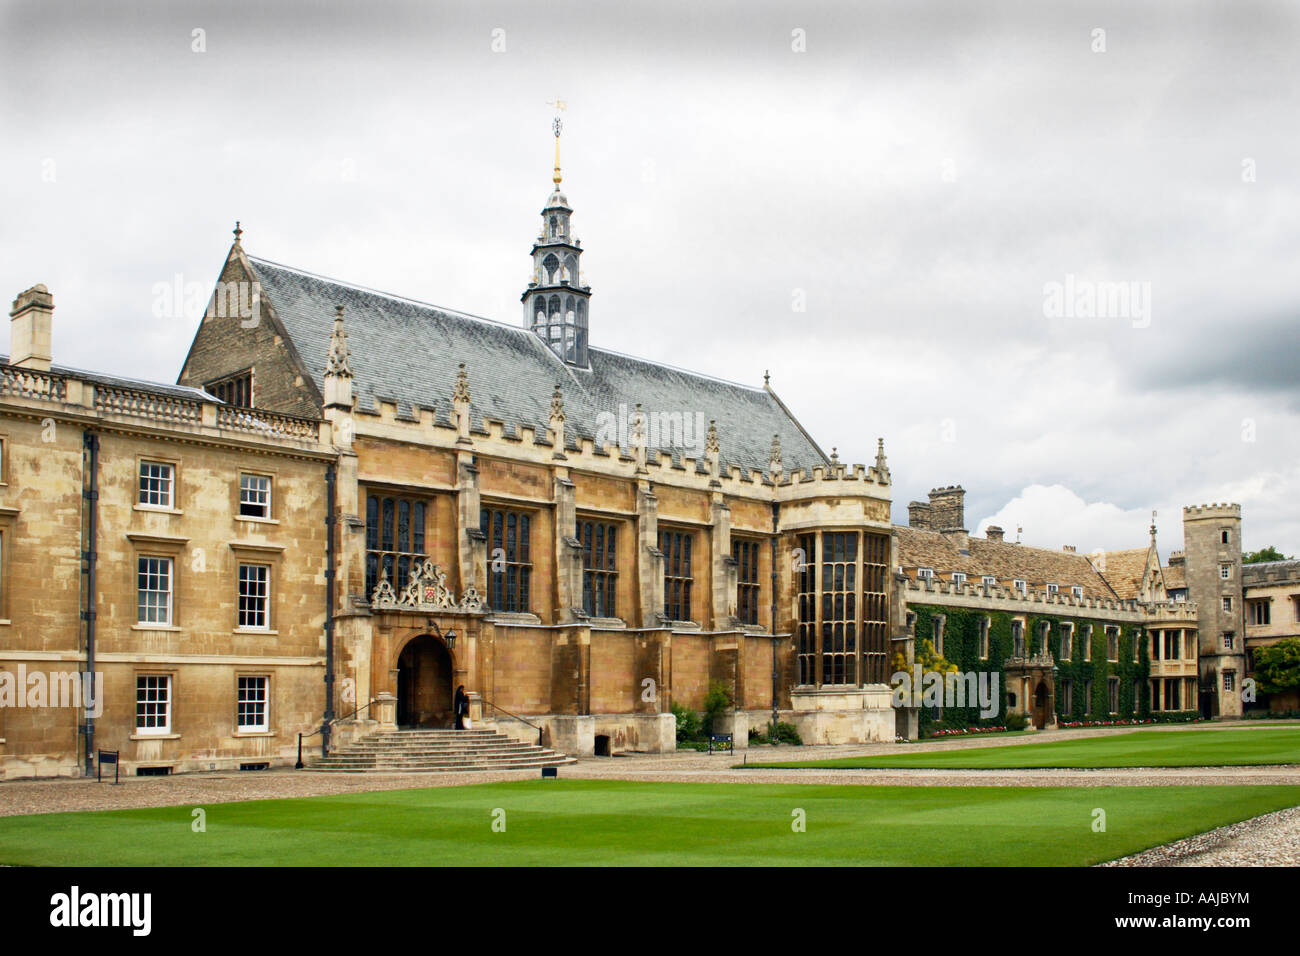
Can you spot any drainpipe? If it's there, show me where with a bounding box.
[770,501,780,729]
[322,466,337,757]
[81,431,99,777]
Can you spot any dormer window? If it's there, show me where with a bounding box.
[1013,578,1026,593]
[951,572,966,587]
[1071,585,1083,600]
[982,575,996,589]
[1046,583,1059,596]
[918,567,934,581]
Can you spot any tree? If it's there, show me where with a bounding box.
[1253,638,1300,695]
[1244,546,1292,564]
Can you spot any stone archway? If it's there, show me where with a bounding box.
[396,635,454,728]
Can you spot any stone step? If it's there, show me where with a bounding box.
[312,758,575,771]
[312,726,571,773]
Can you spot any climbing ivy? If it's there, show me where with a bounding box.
[906,604,1151,734]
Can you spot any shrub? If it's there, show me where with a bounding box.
[767,721,803,746]
[1004,711,1029,731]
[671,702,702,743]
[702,681,734,736]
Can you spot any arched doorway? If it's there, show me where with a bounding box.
[396,635,454,728]
[1032,681,1050,729]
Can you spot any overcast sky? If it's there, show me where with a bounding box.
[3,0,1298,556]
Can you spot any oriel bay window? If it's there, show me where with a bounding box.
[659,528,694,622]
[365,494,428,600]
[579,518,618,619]
[481,506,532,613]
[794,530,890,687]
[732,537,761,626]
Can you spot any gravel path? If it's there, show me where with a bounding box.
[1103,806,1300,867]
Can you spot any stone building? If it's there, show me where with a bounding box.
[2,135,1264,776]
[896,485,1201,734]
[1241,558,1300,711]
[1179,504,1247,717]
[164,147,899,760]
[1,286,334,778]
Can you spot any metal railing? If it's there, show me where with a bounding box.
[481,698,544,746]
[295,699,378,768]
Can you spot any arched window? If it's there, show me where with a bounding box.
[564,254,578,285]
[548,295,561,318]
[543,254,559,285]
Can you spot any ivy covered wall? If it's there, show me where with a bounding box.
[906,604,1151,733]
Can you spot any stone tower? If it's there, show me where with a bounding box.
[1182,503,1246,718]
[522,115,591,367]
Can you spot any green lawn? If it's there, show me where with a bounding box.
[747,727,1300,770]
[1,780,1297,866]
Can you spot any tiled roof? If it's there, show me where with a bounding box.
[895,525,1119,601]
[1162,563,1187,590]
[1089,548,1152,600]
[247,257,829,474]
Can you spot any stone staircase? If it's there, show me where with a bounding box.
[310,728,575,773]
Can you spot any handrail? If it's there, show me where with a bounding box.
[481,698,543,745]
[295,699,378,767]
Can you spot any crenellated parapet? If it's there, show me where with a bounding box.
[1183,502,1241,520]
[350,389,891,514]
[902,576,1201,626]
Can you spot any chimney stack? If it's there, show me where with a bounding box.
[1062,545,1076,553]
[908,500,932,529]
[927,485,966,531]
[9,284,54,371]
[986,525,1004,543]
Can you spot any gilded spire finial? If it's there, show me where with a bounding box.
[548,98,567,186]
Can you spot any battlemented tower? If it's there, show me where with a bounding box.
[1182,503,1246,718]
[522,112,591,367]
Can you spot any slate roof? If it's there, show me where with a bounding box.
[247,256,829,474]
[895,526,1120,601]
[1162,562,1187,591]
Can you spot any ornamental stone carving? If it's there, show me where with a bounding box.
[369,559,485,613]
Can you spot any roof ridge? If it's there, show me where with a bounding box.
[250,256,772,394]
[586,345,765,393]
[247,255,531,334]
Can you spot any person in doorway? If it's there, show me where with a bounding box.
[454,685,469,730]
